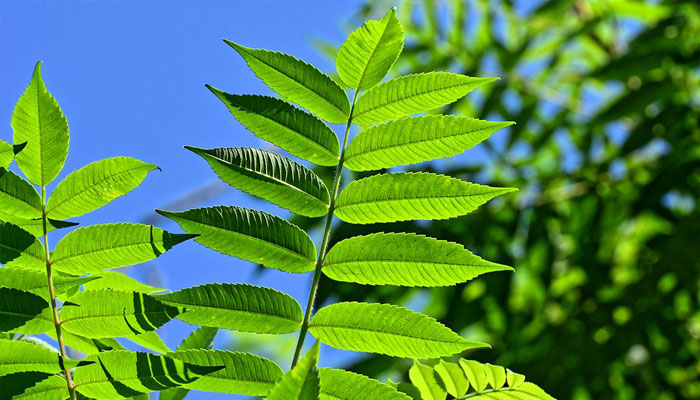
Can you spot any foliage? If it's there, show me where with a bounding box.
[0,7,561,400]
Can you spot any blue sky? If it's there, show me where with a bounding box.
[0,1,383,398]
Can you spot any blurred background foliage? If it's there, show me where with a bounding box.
[304,1,700,399]
[160,0,699,399]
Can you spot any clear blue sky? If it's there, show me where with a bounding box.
[1,1,376,399]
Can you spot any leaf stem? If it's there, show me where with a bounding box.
[291,90,359,367]
[41,186,77,400]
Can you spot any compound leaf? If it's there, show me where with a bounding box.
[225,41,350,124]
[60,290,180,338]
[308,302,488,358]
[345,116,513,171]
[157,283,303,334]
[72,350,221,400]
[456,360,555,399]
[166,349,284,396]
[0,266,97,300]
[0,222,46,270]
[51,223,194,274]
[186,146,330,218]
[0,288,52,334]
[0,168,43,219]
[319,368,411,400]
[46,157,158,220]
[323,232,512,287]
[334,172,516,224]
[0,338,85,376]
[157,206,316,273]
[267,341,319,400]
[353,73,497,126]
[11,61,69,187]
[206,88,340,166]
[336,8,404,90]
[409,360,446,400]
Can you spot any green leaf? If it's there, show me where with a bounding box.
[206,88,340,166]
[0,168,43,219]
[46,157,158,220]
[60,290,180,338]
[334,172,517,224]
[72,350,221,400]
[459,360,487,392]
[0,222,46,269]
[309,302,488,358]
[157,283,303,334]
[225,41,350,124]
[268,341,320,400]
[156,206,316,273]
[434,360,469,398]
[124,331,170,353]
[0,266,97,300]
[186,146,330,218]
[82,271,166,294]
[484,364,507,390]
[319,368,411,400]
[159,327,219,400]
[455,360,555,399]
[345,116,513,171]
[506,369,526,389]
[353,73,497,126]
[11,61,70,187]
[165,349,284,396]
[0,212,76,237]
[0,288,52,334]
[0,372,69,400]
[388,379,422,400]
[0,140,13,169]
[51,223,194,274]
[323,232,512,287]
[409,360,446,400]
[336,8,404,91]
[0,338,86,376]
[51,330,125,356]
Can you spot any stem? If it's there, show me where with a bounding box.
[41,187,77,400]
[291,90,359,367]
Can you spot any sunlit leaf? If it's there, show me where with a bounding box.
[0,222,46,270]
[82,271,166,294]
[0,288,52,334]
[319,368,411,400]
[409,360,446,400]
[0,168,43,220]
[0,372,69,400]
[0,266,97,300]
[0,338,86,375]
[268,341,319,400]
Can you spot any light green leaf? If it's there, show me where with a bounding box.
[353,73,497,126]
[0,140,13,169]
[335,172,517,224]
[60,290,180,338]
[309,302,488,358]
[0,372,69,400]
[268,341,319,400]
[0,222,46,269]
[319,368,411,400]
[166,349,284,396]
[434,360,469,398]
[459,360,488,392]
[159,327,219,400]
[46,157,158,220]
[73,350,221,400]
[0,266,97,300]
[11,61,70,187]
[0,338,85,376]
[323,232,512,287]
[156,206,316,273]
[456,360,555,399]
[206,88,340,166]
[0,212,76,237]
[186,146,330,218]
[345,116,513,171]
[409,360,446,400]
[225,41,351,124]
[50,330,125,356]
[51,223,195,274]
[388,379,422,400]
[157,283,303,334]
[0,168,43,219]
[506,369,526,389]
[124,331,170,353]
[82,271,165,294]
[336,8,404,90]
[484,364,507,390]
[0,288,52,334]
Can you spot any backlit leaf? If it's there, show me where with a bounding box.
[409,360,446,400]
[159,327,219,400]
[0,372,69,400]
[319,368,411,400]
[0,140,13,169]
[0,222,46,270]
[0,266,97,300]
[82,271,166,294]
[0,338,85,375]
[0,288,52,334]
[157,206,316,273]
[0,168,43,219]
[267,341,319,400]
[434,361,469,398]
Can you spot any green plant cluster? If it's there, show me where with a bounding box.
[0,8,558,400]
